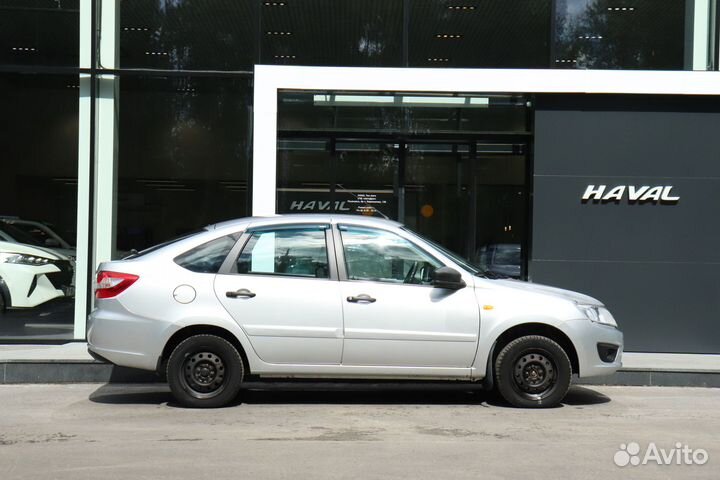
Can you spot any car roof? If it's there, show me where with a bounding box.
[209,214,403,232]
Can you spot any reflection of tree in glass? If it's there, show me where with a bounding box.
[127,0,254,71]
[357,15,388,58]
[555,0,684,70]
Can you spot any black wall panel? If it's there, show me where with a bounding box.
[532,95,720,353]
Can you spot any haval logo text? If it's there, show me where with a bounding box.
[581,185,680,203]
[289,200,351,211]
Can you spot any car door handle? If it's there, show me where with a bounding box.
[226,288,256,299]
[347,294,376,303]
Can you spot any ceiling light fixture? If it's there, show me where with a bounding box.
[123,27,150,31]
[427,57,450,62]
[314,94,490,108]
[435,34,462,39]
[11,47,36,52]
[144,51,169,55]
[554,59,578,64]
[607,6,635,11]
[266,31,292,36]
[577,35,603,40]
[264,1,286,5]
[447,5,476,10]
[274,55,297,59]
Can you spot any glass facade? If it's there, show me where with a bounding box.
[113,0,709,70]
[554,0,686,69]
[116,76,252,256]
[0,0,80,67]
[0,0,718,341]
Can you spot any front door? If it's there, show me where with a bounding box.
[336,224,480,368]
[214,225,343,364]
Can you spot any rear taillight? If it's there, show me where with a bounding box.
[95,271,139,299]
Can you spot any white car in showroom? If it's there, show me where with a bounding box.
[0,240,75,311]
[88,215,623,408]
[0,217,76,259]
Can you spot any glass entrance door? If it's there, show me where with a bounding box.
[277,138,527,278]
[404,142,527,278]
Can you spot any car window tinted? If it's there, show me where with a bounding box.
[236,228,329,279]
[339,226,442,284]
[174,235,239,273]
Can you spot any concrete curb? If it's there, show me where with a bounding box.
[0,361,158,384]
[1,361,720,387]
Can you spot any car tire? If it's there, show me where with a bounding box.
[0,292,5,313]
[167,334,244,408]
[494,335,572,408]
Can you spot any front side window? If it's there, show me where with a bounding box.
[236,227,330,279]
[339,226,442,284]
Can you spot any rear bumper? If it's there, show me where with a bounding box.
[87,308,166,371]
[563,319,624,378]
[87,347,111,364]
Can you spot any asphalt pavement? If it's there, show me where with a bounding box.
[0,384,717,479]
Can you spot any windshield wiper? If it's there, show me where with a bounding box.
[476,270,508,280]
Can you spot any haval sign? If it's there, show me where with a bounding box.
[582,185,680,203]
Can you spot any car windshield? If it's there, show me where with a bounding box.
[494,246,521,265]
[401,227,493,277]
[0,222,44,247]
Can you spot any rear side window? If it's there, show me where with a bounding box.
[236,227,330,278]
[174,235,239,273]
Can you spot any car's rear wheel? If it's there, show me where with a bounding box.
[167,334,244,408]
[494,335,571,408]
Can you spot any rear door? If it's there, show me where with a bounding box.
[214,224,344,364]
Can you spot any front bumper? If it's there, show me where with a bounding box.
[563,319,623,378]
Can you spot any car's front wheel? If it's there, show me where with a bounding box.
[167,334,244,408]
[494,335,572,408]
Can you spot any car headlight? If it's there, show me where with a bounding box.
[0,252,53,266]
[577,303,618,328]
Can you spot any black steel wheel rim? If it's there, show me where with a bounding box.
[180,351,227,399]
[511,349,558,400]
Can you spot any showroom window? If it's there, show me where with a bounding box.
[0,74,79,340]
[0,0,83,340]
[276,91,530,278]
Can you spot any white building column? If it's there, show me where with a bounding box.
[252,75,280,215]
[693,0,711,70]
[73,0,93,339]
[94,1,120,265]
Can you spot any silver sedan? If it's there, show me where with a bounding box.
[88,214,623,408]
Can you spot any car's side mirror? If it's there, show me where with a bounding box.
[431,266,466,290]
